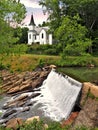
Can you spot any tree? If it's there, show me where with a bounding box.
[39,0,62,33]
[55,15,92,56]
[39,0,97,54]
[19,27,29,44]
[0,0,26,45]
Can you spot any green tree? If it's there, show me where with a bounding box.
[0,0,26,45]
[55,15,92,56]
[39,0,62,33]
[39,0,98,54]
[19,27,28,43]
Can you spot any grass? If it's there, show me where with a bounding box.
[0,54,60,72]
[0,54,98,82]
[0,119,98,130]
[57,67,98,82]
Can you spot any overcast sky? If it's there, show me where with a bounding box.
[20,0,48,26]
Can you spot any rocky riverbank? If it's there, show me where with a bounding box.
[0,66,98,129]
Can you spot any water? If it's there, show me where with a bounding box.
[31,69,82,121]
[0,69,82,122]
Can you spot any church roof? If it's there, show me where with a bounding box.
[35,27,49,34]
[29,14,35,26]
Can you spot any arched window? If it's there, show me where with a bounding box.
[42,33,44,39]
[35,35,36,40]
[29,34,31,39]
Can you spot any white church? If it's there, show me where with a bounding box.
[28,14,53,45]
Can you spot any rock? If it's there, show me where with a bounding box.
[49,64,56,69]
[25,116,40,124]
[1,109,17,119]
[80,82,98,106]
[87,64,95,68]
[40,71,49,78]
[3,92,34,108]
[43,65,56,71]
[61,112,79,127]
[31,79,43,89]
[44,123,48,129]
[73,98,98,127]
[83,82,98,97]
[6,118,23,130]
[7,86,20,94]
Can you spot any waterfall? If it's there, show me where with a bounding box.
[33,69,82,121]
[0,69,82,123]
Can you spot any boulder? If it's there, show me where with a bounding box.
[49,64,56,69]
[25,116,40,124]
[73,98,98,127]
[6,118,23,130]
[83,82,98,97]
[87,64,95,68]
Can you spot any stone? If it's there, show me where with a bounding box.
[49,64,56,69]
[31,79,43,89]
[1,109,17,119]
[6,118,23,130]
[73,98,98,127]
[39,71,49,78]
[87,64,95,68]
[83,82,98,97]
[61,112,79,127]
[25,116,40,124]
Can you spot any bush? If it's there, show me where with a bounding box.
[26,44,60,55]
[20,119,45,130]
[37,58,45,68]
[56,55,94,67]
[0,63,6,70]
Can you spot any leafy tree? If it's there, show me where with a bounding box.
[0,0,26,45]
[39,0,98,54]
[64,0,98,32]
[13,27,28,44]
[55,15,92,56]
[39,0,62,33]
[19,27,28,43]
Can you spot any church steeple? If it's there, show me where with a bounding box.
[29,14,35,26]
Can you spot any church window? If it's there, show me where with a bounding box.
[42,33,44,39]
[35,35,36,40]
[29,34,31,39]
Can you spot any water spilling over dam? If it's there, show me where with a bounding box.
[32,69,82,121]
[0,69,82,123]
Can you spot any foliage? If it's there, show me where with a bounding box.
[27,44,60,55]
[0,54,59,72]
[55,15,92,56]
[38,58,45,68]
[19,27,28,43]
[0,44,28,55]
[39,0,62,33]
[39,0,98,55]
[56,55,94,67]
[11,44,28,54]
[20,119,46,130]
[0,120,98,130]
[13,27,29,44]
[0,0,26,45]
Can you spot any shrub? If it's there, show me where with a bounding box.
[0,63,6,70]
[37,58,45,68]
[20,119,45,130]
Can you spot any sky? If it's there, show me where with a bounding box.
[20,0,48,26]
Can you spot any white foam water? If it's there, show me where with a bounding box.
[32,69,82,121]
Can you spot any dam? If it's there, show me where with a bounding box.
[0,69,82,123]
[32,69,82,121]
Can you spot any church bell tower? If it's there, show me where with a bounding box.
[28,14,36,45]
